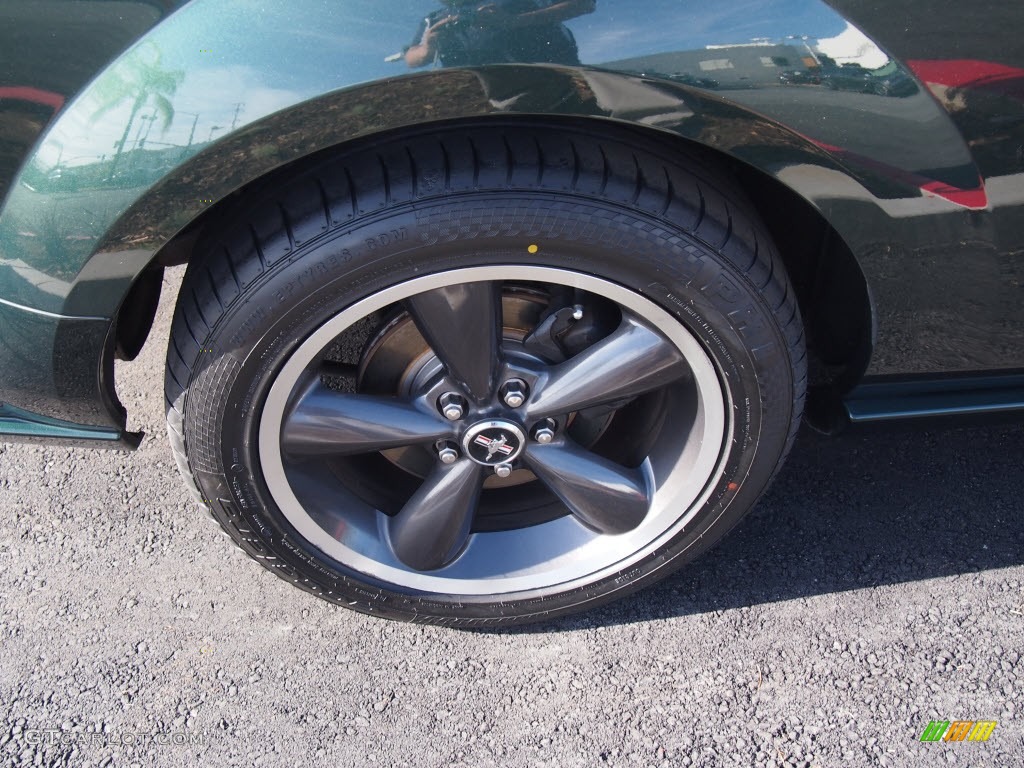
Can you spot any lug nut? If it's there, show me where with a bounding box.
[438,392,466,421]
[533,427,555,444]
[504,393,525,408]
[494,463,513,479]
[438,446,459,464]
[532,418,558,444]
[500,379,529,409]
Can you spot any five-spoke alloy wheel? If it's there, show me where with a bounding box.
[259,267,726,594]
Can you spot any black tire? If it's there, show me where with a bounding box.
[165,123,805,627]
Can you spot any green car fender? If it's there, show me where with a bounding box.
[0,0,989,439]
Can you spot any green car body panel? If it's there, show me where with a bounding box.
[0,0,1022,444]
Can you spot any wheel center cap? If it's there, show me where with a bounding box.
[462,420,527,466]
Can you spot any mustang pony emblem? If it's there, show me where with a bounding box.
[474,433,516,461]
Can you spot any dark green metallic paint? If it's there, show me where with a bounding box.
[0,0,1022,443]
[0,0,172,203]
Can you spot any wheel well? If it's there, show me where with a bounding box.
[116,116,873,431]
[728,159,873,431]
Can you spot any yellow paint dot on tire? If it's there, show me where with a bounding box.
[528,244,539,254]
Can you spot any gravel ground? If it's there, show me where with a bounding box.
[1,266,1022,767]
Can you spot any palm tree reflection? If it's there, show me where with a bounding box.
[89,42,184,179]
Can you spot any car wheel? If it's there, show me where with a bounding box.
[165,124,806,626]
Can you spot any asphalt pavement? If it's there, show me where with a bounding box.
[1,266,1022,767]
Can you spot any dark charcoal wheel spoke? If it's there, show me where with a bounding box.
[388,460,484,571]
[281,381,454,457]
[406,282,503,405]
[524,438,650,534]
[527,317,689,419]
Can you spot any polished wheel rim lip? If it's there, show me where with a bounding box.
[259,266,730,596]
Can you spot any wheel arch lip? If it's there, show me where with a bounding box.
[32,68,953,322]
